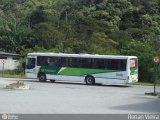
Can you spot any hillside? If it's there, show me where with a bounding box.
[0,0,160,81]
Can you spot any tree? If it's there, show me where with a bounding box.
[88,32,118,54]
[33,23,62,49]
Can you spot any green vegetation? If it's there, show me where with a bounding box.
[0,0,160,82]
[129,81,160,86]
[0,70,24,78]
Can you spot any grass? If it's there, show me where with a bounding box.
[129,81,160,86]
[0,70,25,78]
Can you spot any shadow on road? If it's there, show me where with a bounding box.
[109,100,160,113]
[23,79,131,88]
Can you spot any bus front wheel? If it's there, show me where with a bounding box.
[85,76,95,85]
[38,73,46,82]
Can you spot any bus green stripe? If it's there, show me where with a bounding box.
[39,66,61,74]
[40,66,119,76]
[58,68,117,76]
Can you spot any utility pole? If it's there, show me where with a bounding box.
[153,57,159,96]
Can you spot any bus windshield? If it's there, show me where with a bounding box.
[130,58,138,69]
[26,58,35,69]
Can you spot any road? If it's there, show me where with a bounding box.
[0,77,160,114]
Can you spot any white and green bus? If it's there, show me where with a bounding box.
[25,53,138,85]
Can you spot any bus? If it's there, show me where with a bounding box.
[25,53,138,85]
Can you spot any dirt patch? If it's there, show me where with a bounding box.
[6,81,29,90]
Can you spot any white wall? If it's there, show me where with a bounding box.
[0,57,19,71]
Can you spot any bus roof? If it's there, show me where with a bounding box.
[27,52,137,59]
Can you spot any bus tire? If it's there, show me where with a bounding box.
[85,75,95,85]
[38,73,46,82]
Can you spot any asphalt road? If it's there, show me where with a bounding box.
[0,77,160,114]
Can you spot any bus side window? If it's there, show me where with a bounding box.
[111,60,119,70]
[104,59,108,69]
[37,56,48,66]
[47,57,55,66]
[48,57,62,67]
[81,58,87,68]
[81,58,92,68]
[72,58,81,68]
[66,58,72,67]
[61,57,66,67]
[97,59,104,69]
[118,60,126,71]
[56,58,60,66]
[105,59,115,70]
[86,59,92,68]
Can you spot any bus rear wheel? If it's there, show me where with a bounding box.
[38,73,46,82]
[85,76,95,85]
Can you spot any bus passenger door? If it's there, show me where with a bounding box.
[25,57,37,78]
